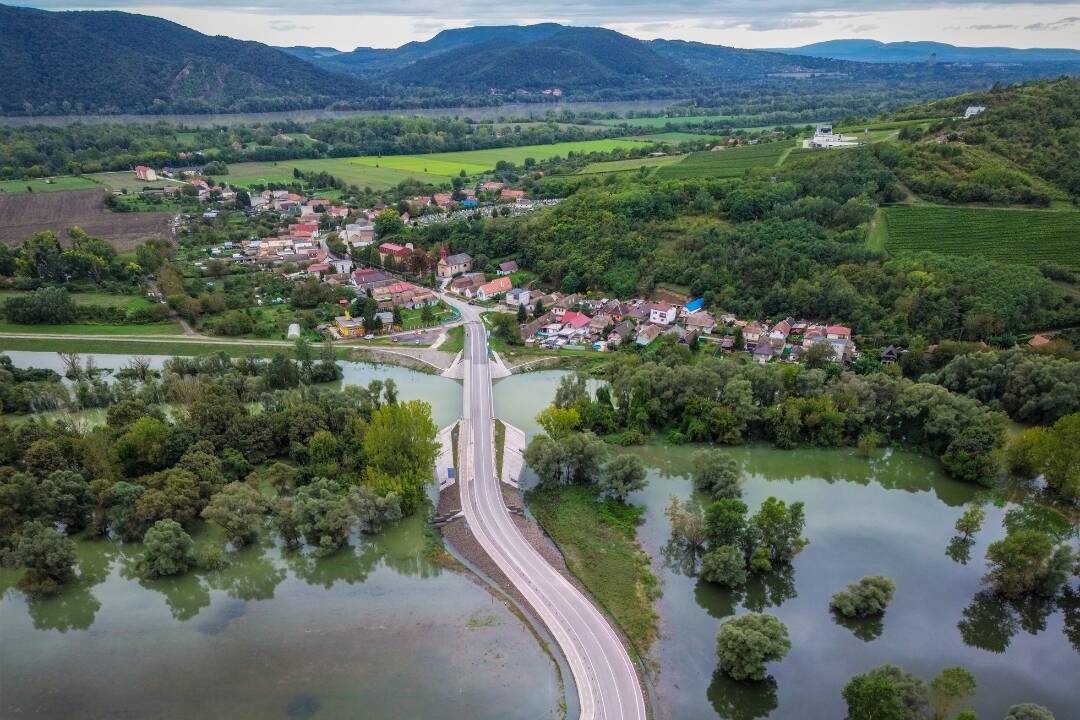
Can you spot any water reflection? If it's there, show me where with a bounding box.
[957,591,1060,654]
[946,535,975,565]
[831,611,885,643]
[707,672,779,720]
[27,585,101,632]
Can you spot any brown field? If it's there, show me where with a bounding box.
[0,189,172,250]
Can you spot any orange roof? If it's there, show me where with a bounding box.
[481,276,513,294]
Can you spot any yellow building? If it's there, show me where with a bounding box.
[335,309,365,338]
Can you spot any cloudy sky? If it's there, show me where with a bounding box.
[19,1,1080,50]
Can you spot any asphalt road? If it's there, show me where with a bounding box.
[453,299,646,720]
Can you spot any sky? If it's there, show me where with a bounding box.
[18,1,1080,50]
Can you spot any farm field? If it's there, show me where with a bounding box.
[225,159,447,190]
[622,132,722,143]
[654,141,795,179]
[0,189,172,249]
[576,154,686,175]
[0,176,101,194]
[878,205,1080,269]
[0,321,182,335]
[596,114,740,128]
[0,290,154,310]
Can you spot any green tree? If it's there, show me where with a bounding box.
[984,529,1074,598]
[374,208,404,238]
[599,455,647,502]
[362,400,439,513]
[39,469,92,532]
[955,504,986,538]
[705,498,749,550]
[830,576,897,618]
[112,416,170,476]
[1005,704,1055,720]
[292,477,357,556]
[536,405,581,440]
[516,303,528,324]
[751,497,807,566]
[715,612,791,681]
[140,519,196,578]
[665,496,707,551]
[200,482,268,547]
[13,521,78,595]
[929,667,976,720]
[843,665,929,720]
[692,449,743,499]
[701,545,747,588]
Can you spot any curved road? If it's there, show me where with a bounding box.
[452,298,646,720]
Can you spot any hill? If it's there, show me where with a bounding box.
[0,3,368,115]
[773,39,1080,65]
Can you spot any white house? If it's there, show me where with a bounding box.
[505,288,532,307]
[802,123,859,149]
[649,302,677,326]
[964,106,987,119]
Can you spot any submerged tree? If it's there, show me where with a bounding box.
[830,576,897,618]
[715,612,791,681]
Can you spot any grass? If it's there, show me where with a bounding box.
[0,176,101,194]
[0,336,353,359]
[621,132,723,143]
[0,321,182,335]
[596,114,742,128]
[654,141,794,179]
[227,139,651,189]
[494,419,506,479]
[0,291,154,310]
[399,304,454,330]
[441,325,465,354]
[527,485,659,654]
[81,172,186,193]
[576,154,685,175]
[878,205,1080,269]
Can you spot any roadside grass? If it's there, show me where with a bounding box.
[0,321,182,335]
[441,325,465,354]
[877,204,1080,269]
[494,419,506,479]
[0,176,101,194]
[0,336,352,359]
[527,484,660,655]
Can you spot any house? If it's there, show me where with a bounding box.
[378,242,412,263]
[306,262,331,277]
[553,294,582,319]
[743,322,765,346]
[826,325,852,341]
[287,323,301,339]
[769,318,793,348]
[499,188,526,201]
[433,193,454,208]
[506,288,532,307]
[685,311,717,334]
[437,250,473,278]
[328,255,354,275]
[964,106,987,119]
[589,314,614,335]
[134,165,157,182]
[753,344,775,364]
[608,321,635,346]
[476,276,513,301]
[498,260,519,275]
[636,324,662,346]
[802,124,859,149]
[719,336,736,352]
[334,312,365,338]
[482,181,504,192]
[342,223,375,247]
[450,272,486,294]
[684,297,705,314]
[559,311,592,332]
[352,267,393,293]
[880,345,900,364]
[649,303,677,326]
[1028,334,1052,349]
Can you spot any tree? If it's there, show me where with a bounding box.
[692,449,743,499]
[751,497,807,566]
[955,504,986,538]
[843,665,929,720]
[701,545,747,588]
[348,485,403,534]
[536,405,581,440]
[830,576,897,618]
[374,208,404,238]
[13,521,78,594]
[929,667,976,720]
[516,303,528,324]
[112,416,170,476]
[599,455,647,502]
[362,400,439,513]
[666,496,707,551]
[533,299,545,318]
[1005,704,1055,720]
[200,482,268,547]
[39,469,92,532]
[292,477,357,555]
[984,529,1074,598]
[715,612,791,681]
[705,498,748,550]
[140,519,196,578]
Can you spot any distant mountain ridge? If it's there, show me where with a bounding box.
[772,39,1080,64]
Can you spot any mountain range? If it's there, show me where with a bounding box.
[2,3,1078,116]
[772,39,1080,64]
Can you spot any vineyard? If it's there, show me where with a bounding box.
[880,205,1080,269]
[654,141,793,179]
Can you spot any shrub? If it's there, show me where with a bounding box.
[830,576,897,618]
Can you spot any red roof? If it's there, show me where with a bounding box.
[826,325,851,336]
[378,242,411,257]
[307,263,330,273]
[500,188,525,199]
[1029,334,1052,348]
[561,311,591,329]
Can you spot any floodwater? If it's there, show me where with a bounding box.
[0,351,557,720]
[626,445,1080,720]
[492,370,1080,720]
[0,99,683,128]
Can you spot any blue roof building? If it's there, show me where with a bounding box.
[684,297,705,314]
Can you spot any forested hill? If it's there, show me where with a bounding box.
[773,39,1080,65]
[0,4,369,115]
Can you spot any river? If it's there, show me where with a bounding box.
[2,358,1077,719]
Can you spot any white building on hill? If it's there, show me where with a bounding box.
[802,124,860,149]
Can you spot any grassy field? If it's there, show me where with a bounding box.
[527,485,659,654]
[654,141,795,179]
[0,177,101,194]
[622,132,723,143]
[878,205,1080,269]
[0,336,352,359]
[228,139,652,189]
[597,114,741,128]
[0,290,155,310]
[0,321,182,335]
[576,154,686,175]
[82,172,186,192]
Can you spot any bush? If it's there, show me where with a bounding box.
[3,287,76,324]
[830,576,897,618]
[618,429,645,446]
[715,612,791,681]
